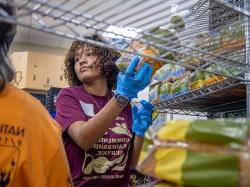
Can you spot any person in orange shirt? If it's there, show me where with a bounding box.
[0,3,72,187]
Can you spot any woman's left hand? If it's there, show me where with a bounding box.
[132,100,154,137]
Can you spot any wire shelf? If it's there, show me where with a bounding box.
[154,78,246,113]
[0,0,249,116]
[154,108,208,117]
[151,0,249,115]
[207,108,246,118]
[0,0,249,81]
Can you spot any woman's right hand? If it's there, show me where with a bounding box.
[115,56,153,99]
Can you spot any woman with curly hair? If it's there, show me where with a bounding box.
[55,34,153,187]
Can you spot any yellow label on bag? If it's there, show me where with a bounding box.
[157,120,190,141]
[189,80,206,90]
[155,148,187,184]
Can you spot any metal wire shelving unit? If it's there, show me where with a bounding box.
[154,0,250,117]
[0,0,249,117]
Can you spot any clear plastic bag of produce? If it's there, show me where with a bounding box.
[149,82,161,104]
[137,119,250,187]
[188,70,206,90]
[153,64,186,82]
[160,82,172,101]
[115,15,185,77]
[115,41,164,75]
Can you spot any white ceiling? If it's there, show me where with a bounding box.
[14,0,198,49]
[15,26,73,49]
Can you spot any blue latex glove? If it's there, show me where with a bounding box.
[132,100,154,137]
[115,56,153,99]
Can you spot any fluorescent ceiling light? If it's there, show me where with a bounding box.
[171,4,178,14]
[103,25,141,39]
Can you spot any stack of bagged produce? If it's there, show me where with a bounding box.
[148,58,234,103]
[115,15,185,76]
[149,63,188,104]
[220,22,245,51]
[137,119,250,187]
[116,16,245,105]
[191,21,245,55]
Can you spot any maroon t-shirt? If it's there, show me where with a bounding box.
[56,86,133,187]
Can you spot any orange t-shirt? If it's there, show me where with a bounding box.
[0,85,72,187]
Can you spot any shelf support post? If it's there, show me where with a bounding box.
[245,0,250,117]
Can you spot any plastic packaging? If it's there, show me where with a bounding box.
[149,82,161,104]
[159,82,172,101]
[188,70,206,90]
[137,119,250,187]
[115,41,164,75]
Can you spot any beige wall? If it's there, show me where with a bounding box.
[10,42,70,91]
[11,51,68,91]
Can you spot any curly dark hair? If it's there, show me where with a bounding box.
[0,2,16,91]
[64,34,120,90]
